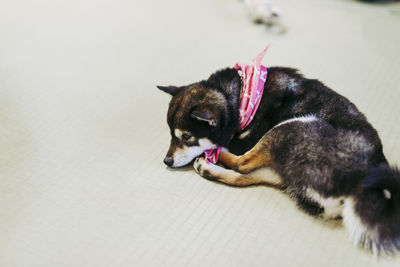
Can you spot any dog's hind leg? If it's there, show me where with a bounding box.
[193,158,282,187]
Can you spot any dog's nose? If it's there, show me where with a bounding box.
[163,157,174,167]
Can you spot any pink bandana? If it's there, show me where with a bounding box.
[204,45,272,164]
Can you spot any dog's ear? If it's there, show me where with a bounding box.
[157,85,181,96]
[190,106,218,127]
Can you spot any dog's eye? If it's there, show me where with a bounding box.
[182,133,191,141]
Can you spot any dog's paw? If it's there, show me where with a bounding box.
[193,158,216,181]
[194,158,251,186]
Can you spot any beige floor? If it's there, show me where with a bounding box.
[1,0,400,266]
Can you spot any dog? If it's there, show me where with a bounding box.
[157,56,400,255]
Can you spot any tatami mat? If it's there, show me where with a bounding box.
[1,0,399,266]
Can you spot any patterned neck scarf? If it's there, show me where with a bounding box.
[204,45,272,164]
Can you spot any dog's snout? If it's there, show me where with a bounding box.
[164,156,174,167]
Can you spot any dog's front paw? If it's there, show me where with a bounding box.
[193,158,216,181]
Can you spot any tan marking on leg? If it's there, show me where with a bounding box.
[194,158,282,187]
[218,149,239,168]
[219,136,273,174]
[235,149,272,174]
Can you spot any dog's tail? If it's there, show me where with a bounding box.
[343,164,400,255]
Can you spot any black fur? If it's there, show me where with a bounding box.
[356,165,400,252]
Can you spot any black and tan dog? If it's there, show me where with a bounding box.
[158,66,400,255]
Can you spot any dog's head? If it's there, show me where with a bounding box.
[158,68,241,168]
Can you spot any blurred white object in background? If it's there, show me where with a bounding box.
[243,0,285,32]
